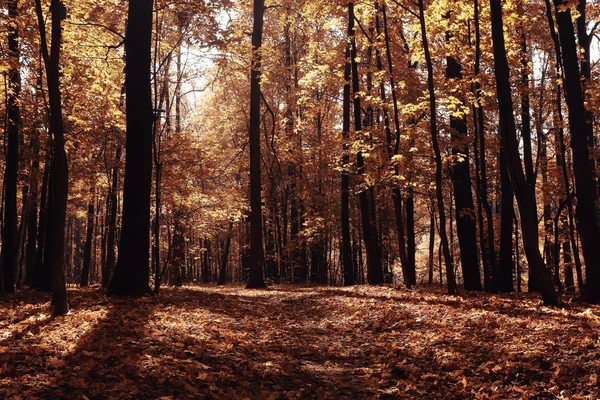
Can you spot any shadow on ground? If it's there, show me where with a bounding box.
[0,284,598,399]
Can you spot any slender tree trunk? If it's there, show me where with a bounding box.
[418,0,457,294]
[34,146,51,290]
[341,2,354,286]
[472,0,496,293]
[552,0,600,303]
[544,0,583,291]
[348,3,382,285]
[104,146,121,288]
[446,47,481,291]
[379,3,410,283]
[25,129,40,287]
[498,147,514,292]
[218,222,233,285]
[246,0,267,289]
[428,198,435,286]
[34,0,69,315]
[2,0,22,295]
[489,0,557,305]
[80,189,94,287]
[519,32,538,293]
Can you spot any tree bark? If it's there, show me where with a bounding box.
[107,0,154,296]
[446,49,481,291]
[80,189,94,287]
[218,223,233,285]
[341,2,354,286]
[348,2,383,285]
[489,0,557,305]
[552,0,600,303]
[34,0,69,315]
[418,0,457,294]
[246,0,267,289]
[2,0,22,295]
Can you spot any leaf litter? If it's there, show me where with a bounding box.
[0,285,599,399]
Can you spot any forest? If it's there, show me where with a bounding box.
[1,0,600,398]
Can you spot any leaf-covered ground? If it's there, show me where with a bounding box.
[1,285,599,399]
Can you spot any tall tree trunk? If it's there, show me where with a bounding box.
[348,2,383,285]
[108,0,154,296]
[519,32,538,293]
[544,0,583,291]
[34,0,69,314]
[379,3,411,284]
[489,0,557,305]
[552,0,600,303]
[446,47,481,291]
[472,0,496,293]
[341,2,354,286]
[246,0,267,289]
[2,0,22,295]
[418,0,457,294]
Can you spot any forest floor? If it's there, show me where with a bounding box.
[0,285,599,399]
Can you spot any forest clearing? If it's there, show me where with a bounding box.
[1,285,600,399]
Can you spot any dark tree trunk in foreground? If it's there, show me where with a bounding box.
[446,52,481,291]
[108,0,154,296]
[341,2,354,286]
[2,0,22,295]
[552,0,600,303]
[80,189,94,287]
[489,0,557,305]
[35,0,69,315]
[419,0,457,294]
[246,0,267,289]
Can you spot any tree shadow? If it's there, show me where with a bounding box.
[1,285,596,399]
[0,292,159,399]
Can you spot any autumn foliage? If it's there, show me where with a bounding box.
[1,0,600,396]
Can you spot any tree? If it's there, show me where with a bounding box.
[552,0,600,303]
[107,0,154,296]
[445,24,482,292]
[80,188,94,287]
[349,2,383,285]
[34,0,69,315]
[1,0,22,295]
[489,0,557,305]
[246,0,267,289]
[341,2,355,287]
[418,0,457,295]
